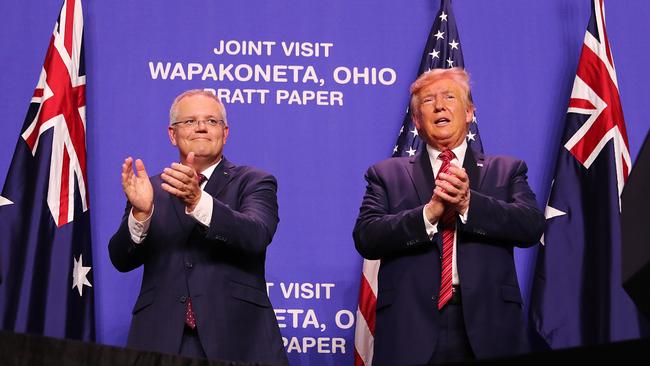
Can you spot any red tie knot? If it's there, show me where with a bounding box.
[439,149,455,163]
[197,174,207,185]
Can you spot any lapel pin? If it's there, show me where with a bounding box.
[477,163,484,167]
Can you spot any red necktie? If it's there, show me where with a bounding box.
[197,173,207,186]
[184,173,207,329]
[437,150,456,310]
[185,298,197,329]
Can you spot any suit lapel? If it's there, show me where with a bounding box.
[463,147,486,191]
[169,188,196,234]
[408,149,443,253]
[204,157,235,197]
[408,150,435,206]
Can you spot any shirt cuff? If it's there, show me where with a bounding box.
[423,204,439,239]
[186,190,213,227]
[128,206,154,244]
[459,207,469,224]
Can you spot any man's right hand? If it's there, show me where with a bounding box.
[122,157,153,221]
[424,194,445,225]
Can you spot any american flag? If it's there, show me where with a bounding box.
[0,0,95,341]
[530,0,645,349]
[354,0,482,364]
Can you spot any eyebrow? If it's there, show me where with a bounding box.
[177,114,221,120]
[421,89,454,98]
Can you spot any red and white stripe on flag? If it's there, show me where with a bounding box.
[354,259,379,366]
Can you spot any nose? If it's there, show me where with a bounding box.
[194,120,209,131]
[434,98,445,112]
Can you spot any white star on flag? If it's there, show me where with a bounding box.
[429,49,440,59]
[72,254,92,296]
[406,147,417,156]
[439,11,448,21]
[466,131,476,141]
[472,115,477,123]
[434,31,445,40]
[399,126,404,134]
[0,196,13,206]
[410,127,418,137]
[446,58,454,67]
[393,145,398,154]
[449,40,459,49]
[540,203,567,246]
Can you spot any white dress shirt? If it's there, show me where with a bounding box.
[422,140,469,286]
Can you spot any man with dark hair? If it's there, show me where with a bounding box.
[354,68,544,365]
[109,89,287,365]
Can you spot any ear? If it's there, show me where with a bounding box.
[465,105,474,124]
[168,126,178,146]
[412,110,422,130]
[222,125,229,144]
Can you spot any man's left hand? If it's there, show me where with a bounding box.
[161,152,202,211]
[434,165,470,215]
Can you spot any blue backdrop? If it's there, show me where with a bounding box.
[1,1,649,364]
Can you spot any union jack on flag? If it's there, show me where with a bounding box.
[0,0,95,341]
[563,0,630,197]
[23,0,89,227]
[530,0,645,349]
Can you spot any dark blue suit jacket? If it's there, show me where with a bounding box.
[353,148,544,365]
[109,158,288,365]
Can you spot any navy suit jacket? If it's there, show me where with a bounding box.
[353,148,544,365]
[109,158,288,366]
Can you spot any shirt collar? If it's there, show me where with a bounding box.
[198,158,222,181]
[426,139,468,167]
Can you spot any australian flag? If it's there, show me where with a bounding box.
[0,0,95,341]
[354,1,483,365]
[530,0,645,349]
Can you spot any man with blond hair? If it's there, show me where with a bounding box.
[109,89,287,365]
[354,68,544,365]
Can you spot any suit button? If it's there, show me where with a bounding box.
[185,262,193,269]
[180,296,187,303]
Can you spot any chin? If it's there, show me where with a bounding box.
[193,150,213,158]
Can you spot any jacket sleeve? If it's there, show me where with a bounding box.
[460,159,545,247]
[353,165,432,260]
[205,171,279,255]
[108,201,150,272]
